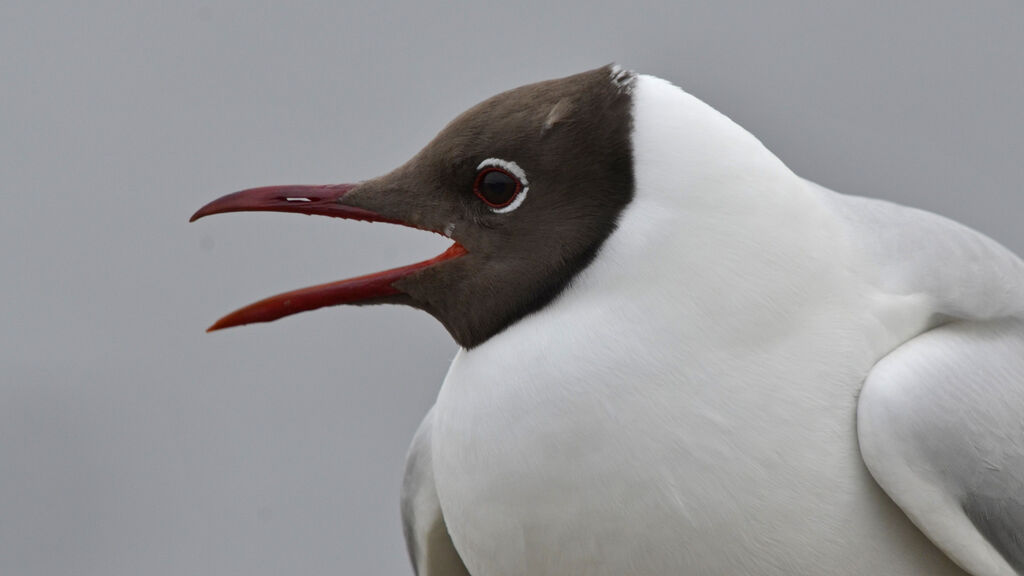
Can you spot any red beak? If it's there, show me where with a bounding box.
[189,183,396,223]
[191,184,466,332]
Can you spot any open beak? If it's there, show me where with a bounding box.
[191,184,466,332]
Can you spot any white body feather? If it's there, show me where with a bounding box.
[424,75,1024,575]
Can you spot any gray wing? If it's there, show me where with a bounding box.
[401,406,471,576]
[858,317,1024,576]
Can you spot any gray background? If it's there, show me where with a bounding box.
[2,2,1022,574]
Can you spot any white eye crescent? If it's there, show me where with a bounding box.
[475,158,529,214]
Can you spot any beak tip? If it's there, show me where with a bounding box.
[206,319,230,332]
[190,204,217,223]
[189,205,210,223]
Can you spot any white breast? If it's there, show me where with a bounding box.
[430,75,968,575]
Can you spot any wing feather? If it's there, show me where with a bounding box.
[402,407,471,576]
[859,318,1024,576]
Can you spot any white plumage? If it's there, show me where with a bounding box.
[404,74,1024,575]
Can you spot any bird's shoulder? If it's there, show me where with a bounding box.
[810,179,1024,322]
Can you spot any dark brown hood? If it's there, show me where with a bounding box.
[192,65,636,348]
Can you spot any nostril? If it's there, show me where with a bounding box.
[284,197,313,202]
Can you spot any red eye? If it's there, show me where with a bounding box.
[473,167,522,208]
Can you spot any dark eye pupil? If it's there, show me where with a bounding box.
[477,170,518,206]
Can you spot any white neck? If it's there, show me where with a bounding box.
[565,74,866,353]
